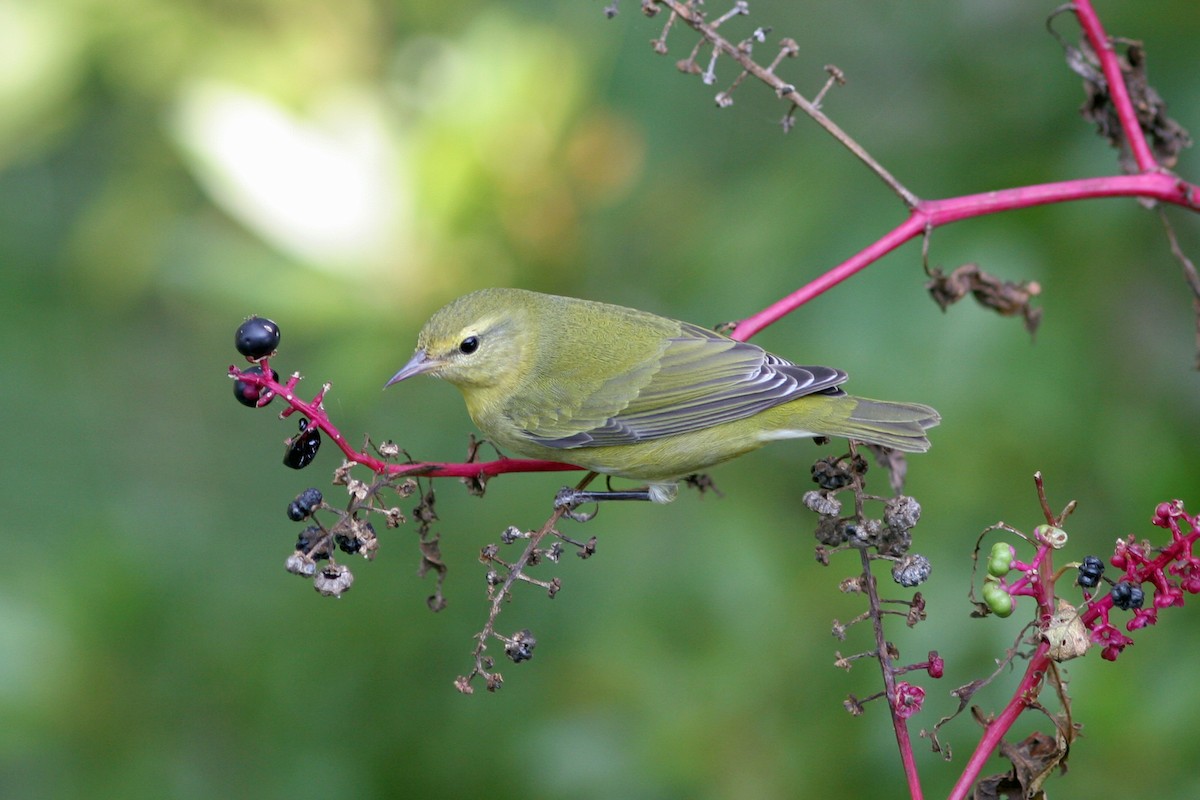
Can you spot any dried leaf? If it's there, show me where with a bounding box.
[926,263,1042,336]
[1065,38,1192,172]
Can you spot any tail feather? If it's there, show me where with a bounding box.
[826,396,940,453]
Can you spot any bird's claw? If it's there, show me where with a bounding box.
[554,487,598,522]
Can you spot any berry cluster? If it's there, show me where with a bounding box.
[232,317,282,408]
[802,451,940,723]
[228,315,417,600]
[1081,500,1200,661]
[975,499,1200,663]
[803,454,929,579]
[227,313,600,690]
[229,316,325,469]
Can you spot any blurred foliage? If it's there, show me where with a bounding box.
[2,0,1199,798]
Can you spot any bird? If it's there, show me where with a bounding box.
[386,288,938,503]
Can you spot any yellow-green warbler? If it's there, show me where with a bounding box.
[386,288,938,503]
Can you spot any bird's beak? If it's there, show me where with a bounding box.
[384,349,437,388]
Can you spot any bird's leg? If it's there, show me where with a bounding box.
[554,478,678,520]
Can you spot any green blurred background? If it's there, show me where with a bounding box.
[3,1,1198,797]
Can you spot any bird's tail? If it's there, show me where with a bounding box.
[812,395,940,453]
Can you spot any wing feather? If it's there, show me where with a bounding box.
[526,322,846,448]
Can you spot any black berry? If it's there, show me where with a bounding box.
[235,316,281,360]
[233,366,279,408]
[284,420,321,469]
[299,487,322,509]
[286,488,323,521]
[1077,555,1105,588]
[1110,581,1145,611]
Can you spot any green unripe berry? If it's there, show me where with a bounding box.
[982,577,1014,618]
[987,541,1014,577]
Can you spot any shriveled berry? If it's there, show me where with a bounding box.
[884,496,922,531]
[1111,581,1145,610]
[233,366,278,408]
[235,316,281,360]
[284,421,321,469]
[892,553,932,587]
[285,551,317,576]
[802,490,842,517]
[295,525,331,560]
[287,488,323,520]
[926,652,944,679]
[811,457,854,491]
[504,629,537,663]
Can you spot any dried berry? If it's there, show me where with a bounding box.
[884,496,922,531]
[802,490,842,517]
[286,487,324,521]
[811,457,855,491]
[314,564,354,597]
[504,629,537,663]
[295,525,331,560]
[892,553,932,587]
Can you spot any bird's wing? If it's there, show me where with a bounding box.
[526,322,847,448]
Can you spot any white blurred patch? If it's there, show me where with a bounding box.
[172,81,410,273]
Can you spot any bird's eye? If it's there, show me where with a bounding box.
[459,335,480,355]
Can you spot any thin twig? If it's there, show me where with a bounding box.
[653,0,919,207]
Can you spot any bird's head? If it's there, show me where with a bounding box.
[385,289,531,391]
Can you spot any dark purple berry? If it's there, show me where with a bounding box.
[296,525,331,560]
[233,366,279,408]
[235,316,281,360]
[298,487,322,509]
[335,532,361,555]
[1111,581,1145,610]
[286,488,322,521]
[1077,555,1105,588]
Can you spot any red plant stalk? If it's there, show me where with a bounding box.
[230,364,580,479]
[948,530,1060,800]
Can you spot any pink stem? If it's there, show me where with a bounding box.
[732,172,1200,341]
[947,645,1053,800]
[1073,0,1158,172]
[234,366,582,479]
